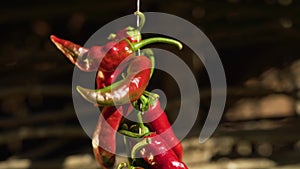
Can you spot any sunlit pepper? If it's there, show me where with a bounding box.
[93,61,137,168]
[131,133,188,169]
[142,100,183,160]
[50,35,182,72]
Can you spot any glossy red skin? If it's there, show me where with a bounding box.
[50,35,88,68]
[92,56,150,168]
[139,133,188,169]
[143,100,183,160]
[94,66,129,168]
[96,27,139,88]
[126,56,152,102]
[50,34,138,168]
[93,58,135,168]
[50,35,134,72]
[88,40,134,72]
[93,70,119,169]
[89,27,141,71]
[51,34,182,74]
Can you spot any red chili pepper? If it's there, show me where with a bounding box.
[92,106,123,169]
[131,133,188,169]
[94,54,138,168]
[51,35,153,168]
[142,100,183,160]
[93,71,122,168]
[92,55,151,168]
[76,55,152,106]
[50,35,182,72]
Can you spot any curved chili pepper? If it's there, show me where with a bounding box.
[131,133,188,169]
[50,35,182,72]
[91,56,152,167]
[93,70,126,168]
[76,55,152,106]
[142,100,183,160]
[94,53,137,168]
[92,106,123,169]
[92,50,158,168]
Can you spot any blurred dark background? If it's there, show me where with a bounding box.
[1,0,300,168]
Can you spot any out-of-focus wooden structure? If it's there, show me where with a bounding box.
[1,0,300,168]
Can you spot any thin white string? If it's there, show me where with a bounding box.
[136,0,141,56]
[137,0,140,27]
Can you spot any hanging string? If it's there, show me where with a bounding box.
[137,0,140,28]
[136,0,141,56]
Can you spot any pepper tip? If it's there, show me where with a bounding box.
[178,43,183,50]
[76,86,88,99]
[76,85,86,96]
[50,35,59,43]
[76,86,101,105]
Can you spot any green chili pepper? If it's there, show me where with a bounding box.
[76,55,152,106]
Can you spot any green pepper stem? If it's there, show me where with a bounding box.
[107,33,116,40]
[119,130,144,138]
[123,136,133,166]
[130,37,183,51]
[140,95,149,111]
[141,49,155,78]
[117,162,127,169]
[149,55,155,78]
[134,11,145,31]
[131,138,151,159]
[137,111,146,134]
[143,91,159,100]
[132,92,159,112]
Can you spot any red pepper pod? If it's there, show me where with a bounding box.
[50,35,89,68]
[76,55,152,106]
[88,37,182,72]
[92,106,123,169]
[50,35,182,72]
[132,133,188,169]
[142,100,183,160]
[93,58,132,168]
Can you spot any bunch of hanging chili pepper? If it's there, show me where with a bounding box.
[50,12,188,169]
